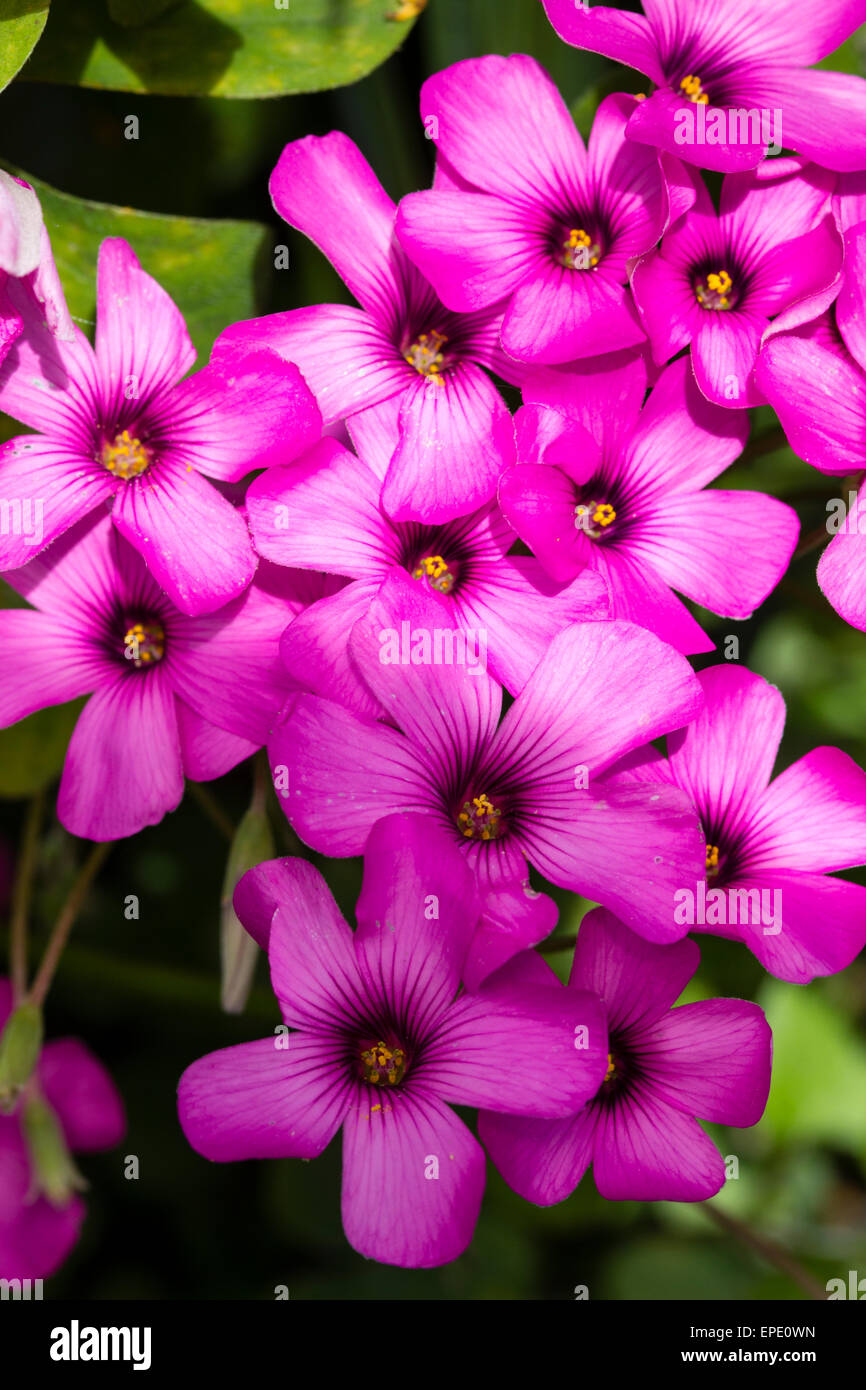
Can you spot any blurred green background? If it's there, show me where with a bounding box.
[0,0,865,1299]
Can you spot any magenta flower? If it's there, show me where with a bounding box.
[247,435,607,711]
[500,351,797,654]
[216,132,518,524]
[178,814,607,1267]
[542,0,866,173]
[479,909,772,1204]
[0,980,125,1279]
[0,172,73,366]
[0,511,321,841]
[611,665,866,983]
[756,311,866,630]
[271,570,705,943]
[0,237,322,614]
[395,59,670,366]
[632,160,840,407]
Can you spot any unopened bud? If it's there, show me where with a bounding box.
[22,1091,87,1208]
[0,1002,43,1113]
[220,803,275,1014]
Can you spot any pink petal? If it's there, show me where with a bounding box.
[111,459,256,616]
[38,1039,125,1152]
[57,672,184,841]
[178,1035,350,1161]
[341,1085,486,1267]
[95,238,195,411]
[639,998,771,1125]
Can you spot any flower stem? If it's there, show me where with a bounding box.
[793,523,831,562]
[701,1201,827,1300]
[188,781,235,842]
[27,841,113,1009]
[9,792,44,1004]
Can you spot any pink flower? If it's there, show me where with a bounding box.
[543,0,866,173]
[178,814,607,1267]
[0,511,329,840]
[217,132,518,524]
[632,160,840,407]
[610,665,866,983]
[480,910,772,1204]
[500,351,797,653]
[0,237,322,614]
[396,57,672,365]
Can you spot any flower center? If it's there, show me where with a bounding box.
[359,1040,407,1087]
[679,74,709,104]
[405,329,448,382]
[123,620,165,668]
[412,554,456,594]
[101,429,152,479]
[705,843,721,877]
[604,1052,616,1084]
[560,227,601,270]
[574,500,616,537]
[457,792,504,841]
[695,270,733,310]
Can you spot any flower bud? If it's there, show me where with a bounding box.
[220,803,274,1014]
[22,1091,87,1208]
[0,1002,43,1113]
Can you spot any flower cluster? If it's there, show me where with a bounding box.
[2,0,866,1273]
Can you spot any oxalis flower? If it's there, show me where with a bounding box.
[247,435,608,713]
[0,171,73,366]
[0,237,322,614]
[0,511,327,841]
[178,814,607,1268]
[479,910,772,1204]
[542,0,866,173]
[499,351,798,654]
[631,159,840,407]
[271,570,706,943]
[609,665,866,983]
[0,979,125,1280]
[396,57,673,366]
[216,131,518,524]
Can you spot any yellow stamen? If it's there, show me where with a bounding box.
[123,620,165,668]
[696,269,734,310]
[575,499,616,537]
[706,843,720,876]
[101,428,151,479]
[360,1041,406,1086]
[680,74,709,104]
[458,792,503,841]
[412,554,455,594]
[605,1053,616,1084]
[405,329,448,382]
[562,227,601,270]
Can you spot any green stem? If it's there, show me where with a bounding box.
[188,780,235,842]
[9,792,44,1004]
[701,1202,827,1300]
[27,842,113,1009]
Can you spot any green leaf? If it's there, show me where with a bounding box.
[27,0,419,98]
[3,166,268,359]
[0,1,50,93]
